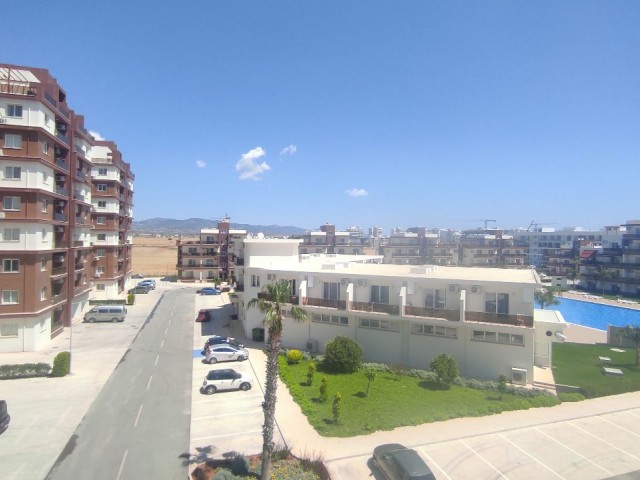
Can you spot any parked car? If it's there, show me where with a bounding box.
[138,279,156,290]
[200,287,221,295]
[200,368,253,394]
[84,305,127,323]
[196,309,211,322]
[372,444,436,480]
[131,273,144,279]
[203,336,244,350]
[128,285,151,294]
[205,344,249,364]
[0,400,10,434]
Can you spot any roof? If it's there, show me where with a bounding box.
[534,309,567,325]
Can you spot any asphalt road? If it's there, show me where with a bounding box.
[46,289,194,479]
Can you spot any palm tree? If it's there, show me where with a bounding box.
[534,286,561,309]
[247,279,309,480]
[596,267,616,296]
[620,325,640,368]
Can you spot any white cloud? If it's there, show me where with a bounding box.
[236,147,270,180]
[346,188,368,197]
[195,159,207,168]
[280,144,297,156]
[89,130,105,141]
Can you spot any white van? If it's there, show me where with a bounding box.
[84,305,127,323]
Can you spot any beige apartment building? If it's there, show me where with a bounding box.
[0,64,134,352]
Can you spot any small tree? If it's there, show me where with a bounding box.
[324,336,363,373]
[51,351,70,377]
[364,369,376,397]
[286,349,303,365]
[332,392,342,423]
[319,375,328,403]
[596,268,616,296]
[497,374,507,393]
[619,326,640,367]
[534,286,561,309]
[429,353,459,385]
[306,363,316,386]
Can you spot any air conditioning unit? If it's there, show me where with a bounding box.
[470,285,482,294]
[306,339,318,353]
[340,278,351,286]
[511,367,527,386]
[267,273,276,281]
[357,279,368,287]
[449,284,460,292]
[54,226,64,232]
[0,118,6,124]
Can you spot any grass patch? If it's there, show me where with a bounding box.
[553,343,640,398]
[279,357,559,437]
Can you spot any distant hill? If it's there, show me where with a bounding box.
[132,217,308,236]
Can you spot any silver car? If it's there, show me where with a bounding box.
[205,344,249,364]
[201,369,253,394]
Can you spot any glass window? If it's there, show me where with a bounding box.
[1,290,18,304]
[97,201,107,208]
[41,258,47,271]
[97,184,107,192]
[7,105,23,117]
[43,141,49,154]
[96,249,106,257]
[323,282,339,300]
[97,234,106,241]
[41,198,48,213]
[4,166,21,179]
[370,285,389,304]
[96,284,106,291]
[2,259,19,272]
[425,288,446,308]
[96,216,106,224]
[3,228,19,241]
[0,322,19,336]
[4,134,22,149]
[3,196,21,211]
[40,287,47,300]
[98,168,108,176]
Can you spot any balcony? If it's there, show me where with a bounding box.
[303,297,347,310]
[55,158,69,171]
[351,301,400,315]
[76,170,87,180]
[54,212,68,222]
[55,187,68,196]
[465,311,534,328]
[404,306,460,321]
[51,266,66,276]
[51,292,67,303]
[56,131,69,144]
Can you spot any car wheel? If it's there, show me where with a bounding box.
[239,383,251,391]
[208,357,217,364]
[112,317,119,323]
[88,317,96,323]
[237,355,245,362]
[205,385,217,395]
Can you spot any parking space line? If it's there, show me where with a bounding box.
[498,433,565,479]
[155,354,159,366]
[626,410,640,419]
[535,427,613,476]
[599,415,640,438]
[417,448,452,480]
[193,409,263,421]
[161,339,165,349]
[192,429,263,442]
[459,439,509,479]
[569,421,640,462]
[146,375,153,391]
[134,404,143,428]
[116,449,128,480]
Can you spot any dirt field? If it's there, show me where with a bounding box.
[131,236,198,277]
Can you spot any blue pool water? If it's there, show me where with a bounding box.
[548,297,640,331]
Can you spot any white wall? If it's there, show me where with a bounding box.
[0,311,52,353]
[0,99,54,133]
[0,223,53,251]
[0,160,54,192]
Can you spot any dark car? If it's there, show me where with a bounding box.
[0,400,10,434]
[203,335,244,350]
[200,287,221,295]
[373,444,435,480]
[196,309,211,322]
[128,285,150,294]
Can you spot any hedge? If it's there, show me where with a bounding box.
[0,362,51,379]
[89,299,127,306]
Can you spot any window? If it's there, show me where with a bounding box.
[96,249,106,258]
[41,198,48,213]
[0,322,19,337]
[370,285,389,304]
[425,288,446,308]
[4,166,21,179]
[98,168,107,176]
[2,259,19,272]
[1,290,18,304]
[96,266,105,275]
[96,284,106,291]
[3,196,21,211]
[41,258,47,271]
[323,282,340,300]
[251,275,261,287]
[96,216,106,225]
[412,323,457,338]
[97,201,107,208]
[359,317,399,331]
[40,287,47,301]
[312,314,348,325]
[97,184,107,192]
[4,134,22,149]
[2,228,19,242]
[485,293,509,314]
[472,329,524,346]
[7,104,23,117]
[97,234,106,241]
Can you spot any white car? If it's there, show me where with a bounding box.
[205,344,249,364]
[201,369,253,394]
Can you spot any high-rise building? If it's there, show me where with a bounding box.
[0,64,134,352]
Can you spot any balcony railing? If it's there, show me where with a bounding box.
[55,158,69,171]
[465,311,534,328]
[54,212,68,222]
[45,91,58,107]
[55,187,68,196]
[404,306,460,321]
[51,266,66,276]
[51,292,67,303]
[303,297,346,310]
[56,131,69,144]
[351,301,400,315]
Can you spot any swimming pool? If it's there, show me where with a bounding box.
[548,297,640,331]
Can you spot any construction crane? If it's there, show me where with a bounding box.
[526,221,557,232]
[481,219,497,230]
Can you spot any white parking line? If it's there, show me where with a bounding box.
[160,339,164,349]
[599,415,640,438]
[192,429,263,442]
[498,433,565,479]
[193,409,263,421]
[535,427,613,476]
[155,354,159,366]
[569,421,640,462]
[459,439,509,479]
[134,404,143,427]
[116,450,128,480]
[146,375,153,391]
[165,327,169,335]
[417,448,452,480]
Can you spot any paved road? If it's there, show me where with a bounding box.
[46,289,194,479]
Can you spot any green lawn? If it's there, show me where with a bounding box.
[279,358,559,437]
[553,343,640,398]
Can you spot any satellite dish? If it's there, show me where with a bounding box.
[257,232,265,239]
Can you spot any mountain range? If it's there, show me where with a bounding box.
[132,217,308,236]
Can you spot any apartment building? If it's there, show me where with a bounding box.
[176,217,246,283]
[0,64,134,352]
[458,230,528,268]
[295,223,374,255]
[382,227,458,266]
[238,239,565,383]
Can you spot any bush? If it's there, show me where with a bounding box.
[319,375,328,403]
[287,349,303,365]
[323,336,363,373]
[0,362,51,379]
[306,363,316,386]
[429,353,459,385]
[126,293,135,305]
[51,351,70,377]
[332,392,342,423]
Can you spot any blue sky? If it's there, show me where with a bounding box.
[3,1,639,233]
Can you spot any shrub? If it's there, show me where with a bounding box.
[51,351,70,377]
[497,374,507,393]
[323,336,363,373]
[0,362,51,379]
[332,392,342,423]
[429,353,459,385]
[306,363,316,386]
[126,293,135,305]
[319,375,328,403]
[364,369,376,397]
[287,349,303,365]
